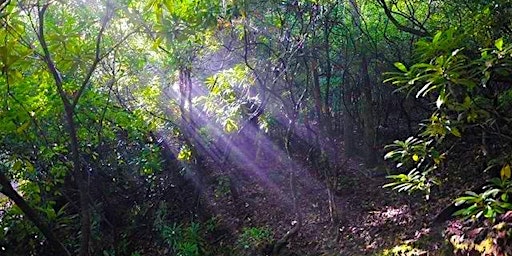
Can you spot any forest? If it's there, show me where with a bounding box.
[1,0,512,255]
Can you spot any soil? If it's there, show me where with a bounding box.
[197,145,453,256]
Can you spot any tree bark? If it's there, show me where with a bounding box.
[323,18,333,134]
[360,54,377,166]
[178,67,206,197]
[348,0,377,166]
[311,59,326,134]
[342,77,356,157]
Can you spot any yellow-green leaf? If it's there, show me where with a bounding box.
[451,127,461,137]
[12,160,22,171]
[224,119,238,133]
[16,121,30,134]
[495,38,504,51]
[475,237,493,253]
[433,31,442,43]
[394,62,407,72]
[500,164,511,180]
[177,145,192,162]
[412,154,419,162]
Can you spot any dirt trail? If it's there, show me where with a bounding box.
[205,153,442,255]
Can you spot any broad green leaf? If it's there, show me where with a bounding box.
[13,160,22,171]
[495,38,504,51]
[463,96,472,108]
[432,31,442,44]
[383,151,397,160]
[394,62,407,72]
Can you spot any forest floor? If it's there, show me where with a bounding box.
[198,145,453,255]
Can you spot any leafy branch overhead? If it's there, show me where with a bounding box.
[385,31,512,215]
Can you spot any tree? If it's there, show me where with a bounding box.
[0,1,164,254]
[383,1,512,252]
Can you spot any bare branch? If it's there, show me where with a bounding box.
[376,0,431,37]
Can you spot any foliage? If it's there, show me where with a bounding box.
[160,222,204,256]
[198,64,256,134]
[0,205,42,254]
[447,213,512,255]
[384,6,512,253]
[454,174,512,222]
[236,226,273,252]
[379,242,427,256]
[2,0,512,254]
[384,33,512,198]
[0,0,170,254]
[384,137,440,198]
[154,203,206,256]
[146,0,226,67]
[214,175,231,198]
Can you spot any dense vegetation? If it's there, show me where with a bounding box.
[1,0,512,255]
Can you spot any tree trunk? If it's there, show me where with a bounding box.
[311,59,326,134]
[37,4,102,254]
[342,74,356,157]
[323,19,333,135]
[178,67,206,196]
[179,67,194,130]
[63,103,91,256]
[349,0,377,166]
[273,104,302,255]
[360,54,377,166]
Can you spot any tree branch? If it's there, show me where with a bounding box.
[376,0,430,37]
[71,8,111,109]
[37,3,70,108]
[0,168,70,255]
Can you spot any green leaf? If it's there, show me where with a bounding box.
[13,160,22,171]
[450,127,461,137]
[436,88,445,109]
[465,191,479,197]
[495,38,504,51]
[385,174,408,180]
[384,151,396,160]
[177,145,192,162]
[432,31,442,44]
[482,188,501,198]
[224,119,238,133]
[394,62,407,72]
[453,207,470,216]
[16,121,30,134]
